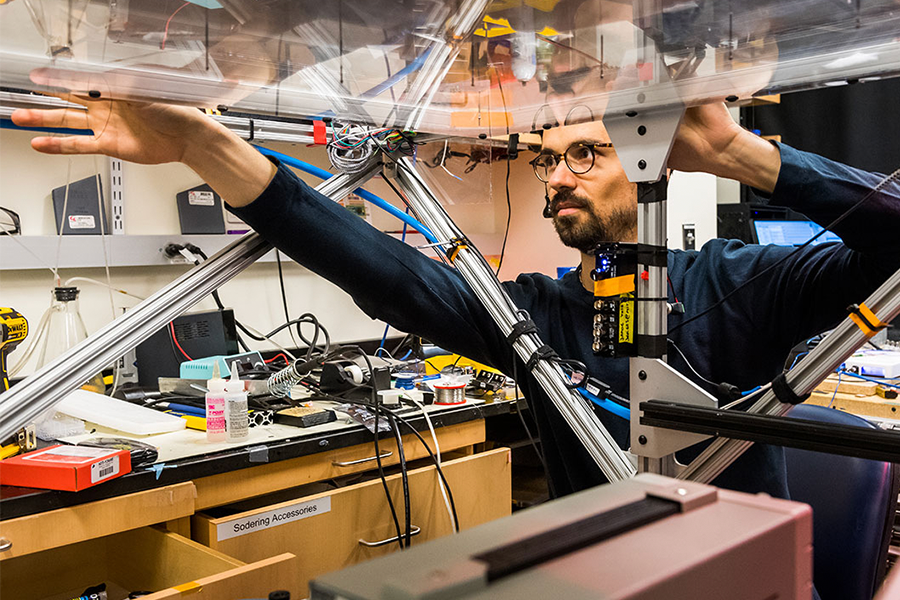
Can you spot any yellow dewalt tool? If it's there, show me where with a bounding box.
[0,307,28,391]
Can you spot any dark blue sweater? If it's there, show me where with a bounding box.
[233,144,900,499]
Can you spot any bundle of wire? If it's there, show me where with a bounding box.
[327,122,415,173]
[267,344,459,547]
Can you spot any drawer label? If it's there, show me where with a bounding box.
[216,497,331,541]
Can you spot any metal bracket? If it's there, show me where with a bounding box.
[15,423,35,451]
[604,105,684,184]
[630,357,717,459]
[603,52,685,184]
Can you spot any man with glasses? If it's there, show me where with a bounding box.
[12,101,900,499]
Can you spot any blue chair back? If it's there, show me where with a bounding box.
[785,404,899,600]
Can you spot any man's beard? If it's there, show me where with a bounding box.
[550,190,635,253]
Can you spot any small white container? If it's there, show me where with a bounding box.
[205,362,227,443]
[224,362,249,442]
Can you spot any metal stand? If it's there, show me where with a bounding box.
[0,162,383,441]
[389,157,636,483]
[603,58,691,475]
[679,265,900,483]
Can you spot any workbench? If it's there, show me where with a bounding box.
[0,399,516,600]
[807,374,900,423]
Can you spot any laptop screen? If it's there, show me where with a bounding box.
[753,220,843,246]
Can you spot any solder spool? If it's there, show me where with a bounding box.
[433,383,466,405]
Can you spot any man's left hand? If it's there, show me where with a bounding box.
[669,103,781,194]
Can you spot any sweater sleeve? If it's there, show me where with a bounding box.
[229,160,515,369]
[764,143,900,256]
[683,144,899,353]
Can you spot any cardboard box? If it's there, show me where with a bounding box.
[0,444,131,491]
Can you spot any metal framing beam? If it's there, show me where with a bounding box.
[391,156,636,483]
[679,264,900,483]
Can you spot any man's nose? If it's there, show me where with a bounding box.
[548,160,577,191]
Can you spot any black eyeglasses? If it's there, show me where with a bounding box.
[0,207,20,236]
[530,142,614,183]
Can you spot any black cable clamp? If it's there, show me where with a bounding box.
[637,178,668,204]
[507,133,519,160]
[506,318,539,345]
[526,345,558,372]
[444,237,471,263]
[637,243,668,268]
[772,372,810,405]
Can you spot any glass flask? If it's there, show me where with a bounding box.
[36,286,106,394]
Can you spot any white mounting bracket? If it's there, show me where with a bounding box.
[630,357,718,459]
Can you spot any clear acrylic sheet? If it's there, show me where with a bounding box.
[1,0,899,134]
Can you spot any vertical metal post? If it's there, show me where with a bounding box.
[635,179,669,359]
[109,157,125,235]
[0,163,382,441]
[392,157,636,483]
[633,179,670,475]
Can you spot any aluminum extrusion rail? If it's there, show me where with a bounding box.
[679,265,900,483]
[393,157,635,482]
[0,163,383,441]
[0,91,326,145]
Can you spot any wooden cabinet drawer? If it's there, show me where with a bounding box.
[192,447,512,598]
[0,525,296,600]
[193,418,485,510]
[0,482,196,560]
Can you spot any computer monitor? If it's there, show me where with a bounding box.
[752,220,843,247]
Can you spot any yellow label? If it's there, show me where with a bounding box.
[618,294,634,344]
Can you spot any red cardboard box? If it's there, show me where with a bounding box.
[0,444,132,491]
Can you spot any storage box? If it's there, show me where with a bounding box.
[0,444,131,491]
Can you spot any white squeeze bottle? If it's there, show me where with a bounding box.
[224,361,249,442]
[205,362,227,442]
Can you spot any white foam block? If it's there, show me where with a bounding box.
[55,389,186,435]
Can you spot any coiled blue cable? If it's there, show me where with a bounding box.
[252,145,436,243]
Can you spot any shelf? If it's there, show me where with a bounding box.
[0,232,502,271]
[0,234,270,271]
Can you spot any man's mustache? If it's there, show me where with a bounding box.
[550,191,592,216]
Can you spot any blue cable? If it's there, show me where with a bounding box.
[3,119,438,242]
[838,369,900,389]
[828,371,843,408]
[789,352,808,370]
[577,387,630,420]
[0,120,93,136]
[252,145,436,243]
[742,385,762,396]
[360,49,432,100]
